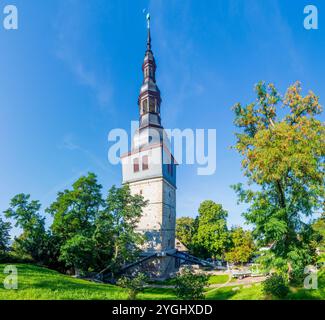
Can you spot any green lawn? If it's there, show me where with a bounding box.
[0,264,180,300]
[149,274,229,286]
[0,264,323,300]
[206,273,325,300]
[0,264,127,300]
[206,284,264,300]
[208,274,230,285]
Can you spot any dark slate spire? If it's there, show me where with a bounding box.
[147,14,152,51]
[138,13,162,129]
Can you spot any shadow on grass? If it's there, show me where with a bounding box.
[205,287,237,300]
[139,287,177,300]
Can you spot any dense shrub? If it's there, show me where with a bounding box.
[262,274,289,299]
[117,273,147,300]
[175,267,208,300]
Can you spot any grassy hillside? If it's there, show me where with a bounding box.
[0,264,180,300]
[0,264,128,300]
[206,284,264,300]
[0,264,323,300]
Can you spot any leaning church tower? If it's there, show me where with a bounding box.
[121,15,177,278]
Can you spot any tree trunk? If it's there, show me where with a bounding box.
[275,180,286,208]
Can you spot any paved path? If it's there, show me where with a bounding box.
[145,275,266,290]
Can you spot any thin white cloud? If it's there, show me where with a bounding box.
[53,0,114,110]
[60,133,118,176]
[42,169,89,202]
[73,62,113,108]
[243,0,303,75]
[147,0,225,126]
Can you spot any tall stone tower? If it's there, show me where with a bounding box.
[121,15,177,278]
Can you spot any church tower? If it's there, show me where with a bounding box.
[121,14,177,278]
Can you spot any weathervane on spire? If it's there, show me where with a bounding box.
[143,9,150,28]
[143,9,151,51]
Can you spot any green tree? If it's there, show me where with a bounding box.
[4,194,48,263]
[117,272,147,300]
[47,173,103,241]
[59,235,96,275]
[195,201,229,259]
[176,216,197,250]
[232,82,324,283]
[312,214,325,252]
[0,217,11,255]
[47,175,147,276]
[225,227,255,265]
[175,267,208,300]
[95,185,147,277]
[46,173,103,272]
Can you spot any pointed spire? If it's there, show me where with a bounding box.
[146,13,151,51]
[138,13,162,129]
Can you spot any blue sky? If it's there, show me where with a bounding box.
[1,0,324,238]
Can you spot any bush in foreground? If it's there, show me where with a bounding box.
[117,273,148,300]
[262,274,289,299]
[175,267,209,300]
